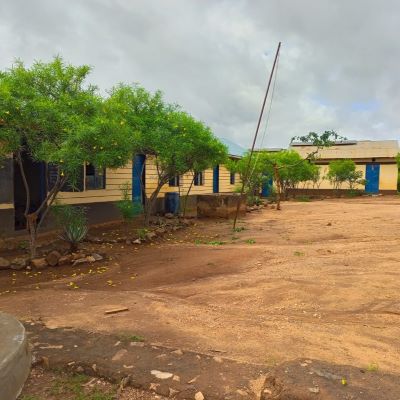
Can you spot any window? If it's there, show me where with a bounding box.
[85,164,106,190]
[230,172,236,185]
[168,175,180,187]
[194,171,204,186]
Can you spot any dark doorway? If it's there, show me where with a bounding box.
[13,151,46,230]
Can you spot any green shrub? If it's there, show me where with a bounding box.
[296,195,310,202]
[116,182,142,224]
[52,204,88,251]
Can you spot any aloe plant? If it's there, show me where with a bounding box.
[52,204,88,251]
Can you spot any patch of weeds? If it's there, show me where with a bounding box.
[50,373,115,399]
[294,251,305,256]
[120,333,145,342]
[18,240,29,250]
[233,226,245,232]
[245,239,256,244]
[137,228,148,240]
[194,239,203,245]
[50,373,88,396]
[366,362,379,372]
[295,195,310,202]
[206,240,226,246]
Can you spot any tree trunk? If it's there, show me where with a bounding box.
[182,174,195,218]
[144,181,165,226]
[273,165,282,211]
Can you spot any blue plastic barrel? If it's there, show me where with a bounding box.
[165,192,180,214]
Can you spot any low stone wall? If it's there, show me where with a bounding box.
[0,313,31,400]
[197,194,246,219]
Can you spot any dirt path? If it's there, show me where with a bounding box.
[1,197,400,375]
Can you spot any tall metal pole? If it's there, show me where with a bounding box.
[233,41,281,229]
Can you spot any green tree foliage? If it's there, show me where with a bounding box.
[270,150,317,197]
[0,57,136,257]
[327,159,364,191]
[114,84,228,223]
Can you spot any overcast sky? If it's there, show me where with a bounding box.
[0,0,399,148]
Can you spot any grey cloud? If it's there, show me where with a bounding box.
[0,0,399,148]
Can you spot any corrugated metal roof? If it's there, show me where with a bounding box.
[290,140,399,159]
[219,137,246,157]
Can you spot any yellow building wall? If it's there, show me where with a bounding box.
[379,164,398,190]
[144,157,238,198]
[56,156,243,206]
[301,163,398,191]
[302,164,366,190]
[56,161,132,205]
[219,165,240,193]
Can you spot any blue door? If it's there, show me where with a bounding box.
[132,154,145,204]
[261,177,273,197]
[213,165,219,193]
[365,164,380,193]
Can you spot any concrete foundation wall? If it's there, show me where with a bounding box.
[0,313,31,400]
[197,194,246,219]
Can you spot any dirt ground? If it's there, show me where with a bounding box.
[2,196,400,392]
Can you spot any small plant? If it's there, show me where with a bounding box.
[294,251,305,256]
[245,239,256,244]
[366,362,379,372]
[52,204,88,252]
[119,333,145,342]
[233,226,245,232]
[206,240,226,246]
[116,182,142,232]
[137,228,148,240]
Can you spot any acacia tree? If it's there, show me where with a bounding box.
[227,151,272,204]
[112,84,228,224]
[138,109,227,224]
[327,159,363,192]
[0,58,136,257]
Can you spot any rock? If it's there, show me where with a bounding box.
[0,257,10,270]
[308,387,320,394]
[71,253,84,261]
[30,258,48,269]
[172,375,180,382]
[86,255,96,263]
[73,258,88,266]
[165,213,174,219]
[150,370,173,380]
[91,253,103,261]
[45,250,61,267]
[145,231,157,241]
[86,235,103,243]
[11,257,28,270]
[58,255,72,266]
[111,349,128,362]
[155,227,167,235]
[195,391,205,400]
[171,349,183,356]
[213,356,223,363]
[133,238,141,245]
[76,366,84,373]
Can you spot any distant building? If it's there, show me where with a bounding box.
[290,140,399,194]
